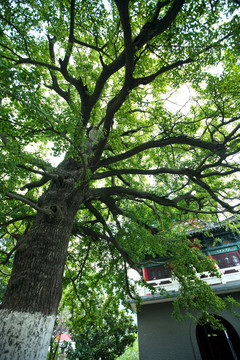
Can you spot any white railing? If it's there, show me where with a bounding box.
[137,277,179,296]
[199,265,240,285]
[137,265,240,297]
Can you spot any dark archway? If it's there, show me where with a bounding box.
[196,316,240,360]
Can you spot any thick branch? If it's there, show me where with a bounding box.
[223,122,240,144]
[114,0,134,86]
[97,136,224,168]
[60,0,75,69]
[0,215,35,228]
[91,167,192,180]
[85,201,110,233]
[88,186,179,207]
[46,35,70,101]
[5,192,52,216]
[87,186,237,214]
[90,85,130,166]
[188,175,239,213]
[0,133,10,146]
[17,164,58,178]
[133,0,185,48]
[20,175,51,191]
[76,224,139,272]
[46,75,70,103]
[17,165,59,191]
[57,0,91,114]
[92,163,240,181]
[86,0,185,116]
[133,57,193,87]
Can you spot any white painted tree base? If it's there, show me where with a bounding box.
[0,309,55,360]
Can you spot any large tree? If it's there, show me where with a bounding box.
[0,0,240,358]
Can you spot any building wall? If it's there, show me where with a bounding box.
[137,291,240,360]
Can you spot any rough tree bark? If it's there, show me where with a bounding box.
[0,162,88,359]
[1,0,238,358]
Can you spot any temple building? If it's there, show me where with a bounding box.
[133,221,240,360]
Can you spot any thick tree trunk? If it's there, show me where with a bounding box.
[0,310,55,359]
[0,175,87,359]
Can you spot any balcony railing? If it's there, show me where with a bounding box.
[199,265,240,285]
[137,265,240,297]
[137,277,178,296]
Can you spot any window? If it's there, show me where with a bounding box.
[147,265,170,280]
[232,256,240,266]
[212,251,240,269]
[217,258,224,268]
[224,256,232,267]
[151,270,156,280]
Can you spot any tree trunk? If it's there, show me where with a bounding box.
[0,310,55,359]
[0,175,87,359]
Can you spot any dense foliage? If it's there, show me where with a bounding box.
[48,293,137,360]
[65,304,136,360]
[1,0,240,340]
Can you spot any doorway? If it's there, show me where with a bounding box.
[196,316,240,360]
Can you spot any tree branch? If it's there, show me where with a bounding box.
[67,240,92,283]
[20,175,52,191]
[133,0,185,48]
[60,0,75,69]
[46,35,70,101]
[73,37,109,57]
[88,186,179,207]
[17,165,59,191]
[76,224,140,272]
[0,42,20,60]
[0,243,18,265]
[17,164,58,178]
[0,215,35,228]
[91,162,240,181]
[0,132,10,146]
[97,136,224,168]
[133,57,194,87]
[16,57,60,71]
[65,263,86,307]
[114,0,134,86]
[91,167,192,180]
[124,261,138,300]
[85,201,111,233]
[87,186,238,214]
[89,85,130,166]
[188,175,240,213]
[5,192,52,216]
[85,0,185,118]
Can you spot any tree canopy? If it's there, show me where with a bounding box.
[1,0,240,353]
[48,291,137,360]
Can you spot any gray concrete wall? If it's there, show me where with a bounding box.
[137,291,240,360]
[137,301,201,360]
